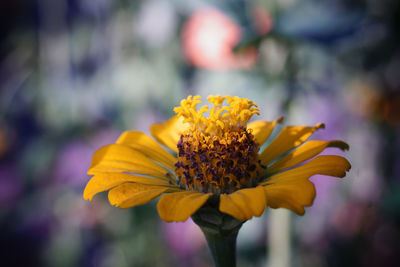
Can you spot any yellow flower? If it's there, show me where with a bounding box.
[83,95,350,222]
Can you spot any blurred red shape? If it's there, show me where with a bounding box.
[0,129,6,158]
[182,8,257,70]
[251,6,273,35]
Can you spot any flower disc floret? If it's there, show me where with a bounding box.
[175,128,265,194]
[173,95,259,135]
[173,95,264,194]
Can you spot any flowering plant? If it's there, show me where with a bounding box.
[84,95,350,266]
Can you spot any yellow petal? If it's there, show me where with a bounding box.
[260,155,350,215]
[247,117,283,146]
[88,144,171,180]
[116,131,176,170]
[87,160,171,179]
[267,140,349,174]
[157,191,212,222]
[150,115,190,153]
[263,179,316,215]
[108,183,169,208]
[83,173,173,201]
[259,123,325,165]
[219,186,267,221]
[91,144,161,169]
[262,155,351,185]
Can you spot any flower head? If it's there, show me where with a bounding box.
[84,95,351,222]
[174,95,263,194]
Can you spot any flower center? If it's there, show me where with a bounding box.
[175,128,265,193]
[173,95,265,194]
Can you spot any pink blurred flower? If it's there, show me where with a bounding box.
[182,8,257,70]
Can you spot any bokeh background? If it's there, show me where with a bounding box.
[1,0,400,266]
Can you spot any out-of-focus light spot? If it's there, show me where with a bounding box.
[88,128,120,149]
[278,0,298,9]
[0,164,22,207]
[260,39,288,75]
[330,202,376,239]
[135,0,176,48]
[81,199,111,228]
[182,8,257,70]
[53,141,93,187]
[0,128,7,157]
[52,190,110,228]
[251,7,273,35]
[79,0,112,17]
[381,94,400,126]
[92,245,127,267]
[162,218,205,258]
[347,80,381,119]
[347,80,400,126]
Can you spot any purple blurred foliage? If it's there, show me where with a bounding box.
[306,93,350,140]
[53,128,119,188]
[53,141,93,188]
[0,162,22,207]
[161,218,207,266]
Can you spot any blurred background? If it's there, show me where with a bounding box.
[1,0,400,266]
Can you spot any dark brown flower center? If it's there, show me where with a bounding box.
[174,127,265,194]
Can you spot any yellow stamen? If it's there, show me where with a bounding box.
[174,95,264,194]
[174,95,260,135]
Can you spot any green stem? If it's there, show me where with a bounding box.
[191,196,243,267]
[202,228,239,267]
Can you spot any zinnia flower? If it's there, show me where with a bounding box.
[84,95,350,223]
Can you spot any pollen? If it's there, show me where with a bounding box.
[174,95,265,194]
[174,95,260,136]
